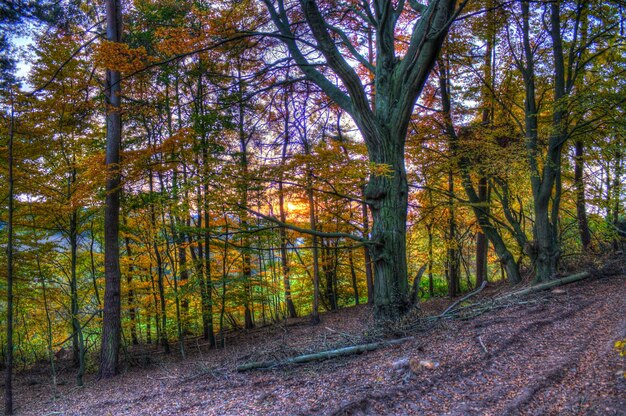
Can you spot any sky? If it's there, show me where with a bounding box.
[13,34,33,83]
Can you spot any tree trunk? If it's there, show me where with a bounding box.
[202,155,216,347]
[89,219,102,313]
[574,139,591,250]
[4,90,15,415]
[475,178,488,287]
[122,213,139,346]
[278,185,297,318]
[476,27,493,286]
[520,0,565,282]
[427,223,434,297]
[161,204,185,359]
[322,239,338,311]
[446,168,459,298]
[218,210,229,347]
[279,88,297,318]
[365,139,410,319]
[177,225,189,334]
[348,246,360,305]
[612,143,622,251]
[69,209,85,386]
[99,0,123,378]
[194,64,216,345]
[236,66,254,330]
[237,337,413,371]
[307,177,321,324]
[148,170,169,354]
[147,255,160,344]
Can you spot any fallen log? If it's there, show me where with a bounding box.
[498,271,591,300]
[236,336,413,372]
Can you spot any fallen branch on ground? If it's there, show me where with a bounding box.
[236,337,413,371]
[497,272,591,300]
[404,271,593,331]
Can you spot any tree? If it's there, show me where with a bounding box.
[262,0,459,319]
[100,0,123,378]
[278,75,298,318]
[1,18,17,416]
[2,80,15,416]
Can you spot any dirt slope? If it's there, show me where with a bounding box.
[15,274,625,415]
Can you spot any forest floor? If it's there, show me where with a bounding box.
[14,272,626,415]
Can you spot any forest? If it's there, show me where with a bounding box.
[0,0,625,414]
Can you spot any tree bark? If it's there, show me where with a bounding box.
[99,0,123,378]
[4,90,15,415]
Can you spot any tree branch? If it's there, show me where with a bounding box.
[239,204,374,244]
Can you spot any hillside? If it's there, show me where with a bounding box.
[13,273,625,415]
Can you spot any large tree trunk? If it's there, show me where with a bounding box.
[99,0,123,379]
[365,140,410,319]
